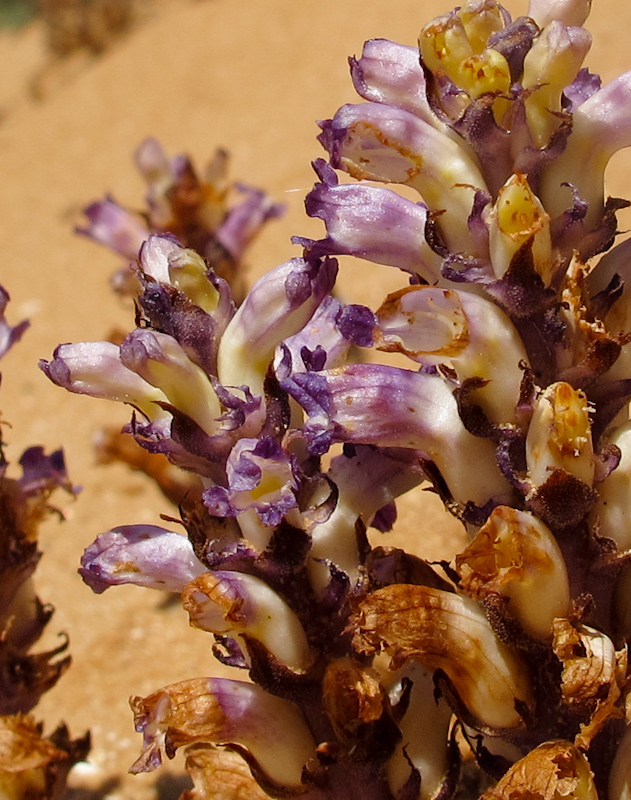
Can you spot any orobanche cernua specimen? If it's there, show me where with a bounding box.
[36,1,631,799]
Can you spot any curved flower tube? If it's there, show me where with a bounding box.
[541,71,631,229]
[217,256,338,396]
[282,362,512,508]
[120,329,222,437]
[182,571,313,673]
[384,663,454,800]
[40,341,170,423]
[130,677,316,790]
[307,445,425,595]
[353,584,532,730]
[299,160,443,285]
[318,102,489,255]
[376,285,529,424]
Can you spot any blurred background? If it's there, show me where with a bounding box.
[0,0,630,797]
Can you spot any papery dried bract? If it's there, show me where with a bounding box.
[551,618,625,746]
[322,658,385,741]
[0,715,89,800]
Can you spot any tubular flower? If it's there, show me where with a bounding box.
[43,0,631,798]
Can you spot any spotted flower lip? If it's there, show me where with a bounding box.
[182,570,313,672]
[79,524,206,594]
[487,172,553,284]
[130,677,316,789]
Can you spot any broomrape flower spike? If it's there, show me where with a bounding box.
[41,0,631,798]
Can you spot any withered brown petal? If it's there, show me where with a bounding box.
[480,741,598,800]
[180,745,270,800]
[322,657,385,739]
[352,584,532,729]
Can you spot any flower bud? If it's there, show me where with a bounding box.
[488,173,553,284]
[526,382,594,490]
[527,0,592,29]
[521,22,592,148]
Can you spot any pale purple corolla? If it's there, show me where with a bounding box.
[80,525,206,594]
[217,255,337,395]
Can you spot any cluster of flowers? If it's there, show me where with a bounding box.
[0,290,88,800]
[40,0,631,798]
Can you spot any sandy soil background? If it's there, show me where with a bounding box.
[1,1,631,798]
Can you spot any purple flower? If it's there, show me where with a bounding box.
[80,525,206,594]
[202,437,299,531]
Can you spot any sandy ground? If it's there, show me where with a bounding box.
[1,1,631,798]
